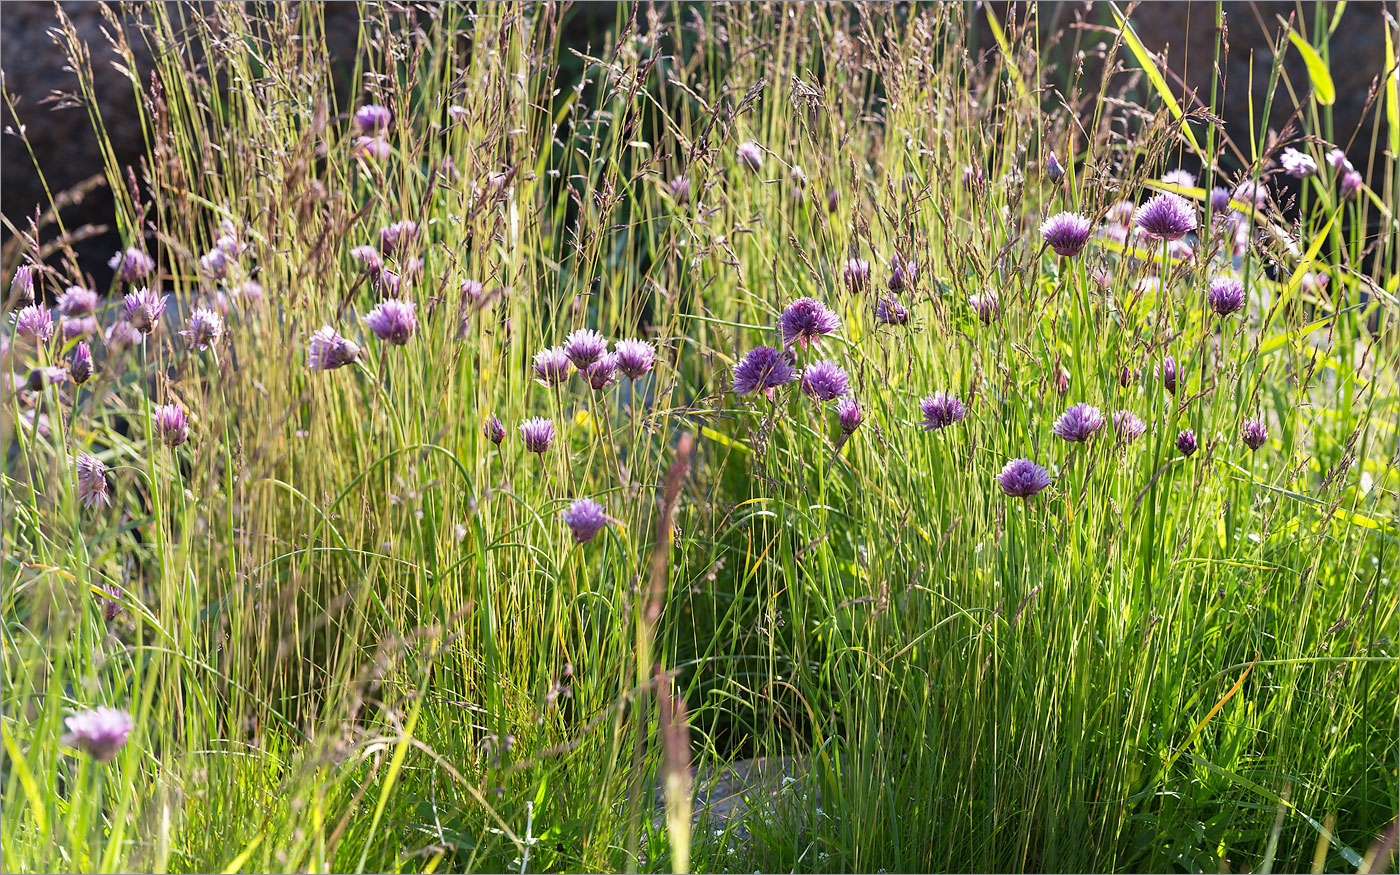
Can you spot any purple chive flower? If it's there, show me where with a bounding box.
[181,308,224,350]
[584,353,618,390]
[1162,169,1196,188]
[1279,147,1317,178]
[800,360,850,401]
[532,346,572,386]
[836,396,863,435]
[1041,211,1093,257]
[1301,271,1330,294]
[122,288,167,334]
[962,165,984,190]
[75,453,110,508]
[843,258,872,293]
[998,458,1052,499]
[1118,364,1137,389]
[779,297,840,349]
[25,366,68,391]
[63,316,98,340]
[1233,180,1269,210]
[1045,150,1065,185]
[1112,410,1147,443]
[460,279,487,309]
[351,245,384,275]
[1107,200,1137,227]
[353,136,391,161]
[1134,193,1197,241]
[1241,417,1268,451]
[1207,276,1246,318]
[356,103,391,134]
[1176,429,1198,457]
[827,189,839,213]
[888,253,917,293]
[563,328,608,368]
[668,175,691,204]
[1158,355,1179,395]
[1052,402,1106,442]
[969,291,1000,325]
[919,391,969,431]
[1340,171,1363,200]
[379,220,419,255]
[364,299,418,345]
[1054,366,1071,397]
[732,345,797,398]
[154,404,189,447]
[199,247,230,280]
[484,413,506,445]
[736,141,763,173]
[1326,148,1355,174]
[874,297,910,326]
[9,265,35,305]
[306,325,361,371]
[56,286,97,318]
[519,417,555,454]
[1209,186,1233,214]
[108,247,155,283]
[561,498,609,544]
[61,707,133,762]
[613,339,655,379]
[104,320,142,355]
[97,585,122,622]
[71,342,94,384]
[14,305,54,343]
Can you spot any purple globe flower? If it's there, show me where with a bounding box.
[1112,410,1147,443]
[14,304,54,343]
[732,345,797,398]
[1326,148,1354,174]
[874,297,910,326]
[533,346,572,386]
[998,458,1052,499]
[1209,186,1232,214]
[63,316,98,340]
[969,291,1000,325]
[1134,193,1197,241]
[1340,171,1363,201]
[668,175,691,204]
[108,247,155,283]
[71,342,94,385]
[25,366,68,391]
[1118,364,1137,389]
[355,103,391,134]
[613,338,655,379]
[1233,180,1270,210]
[1241,417,1268,451]
[484,413,506,445]
[1207,276,1245,317]
[353,136,392,162]
[1176,429,1198,457]
[1161,168,1196,188]
[887,253,917,293]
[199,247,230,280]
[1041,211,1093,257]
[779,297,840,349]
[364,299,418,345]
[1045,150,1065,185]
[563,328,608,368]
[800,360,850,401]
[181,308,225,350]
[1107,200,1137,227]
[154,404,189,447]
[519,417,555,454]
[1279,147,1317,178]
[962,165,984,190]
[1052,402,1105,442]
[1054,365,1071,397]
[75,453,110,508]
[9,265,35,305]
[58,286,98,317]
[919,391,968,431]
[306,325,361,371]
[736,141,763,173]
[584,353,618,390]
[122,288,168,334]
[836,396,862,435]
[61,707,133,762]
[351,245,384,276]
[561,498,609,544]
[827,189,839,213]
[98,585,123,622]
[843,258,872,293]
[105,321,142,354]
[379,220,420,255]
[1158,355,1179,395]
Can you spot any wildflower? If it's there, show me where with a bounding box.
[355,103,391,134]
[447,104,467,124]
[351,245,384,276]
[584,353,618,390]
[969,291,1000,325]
[71,342,94,384]
[1300,271,1330,294]
[1241,417,1267,451]
[826,189,839,213]
[836,396,863,435]
[364,299,418,345]
[887,253,917,293]
[843,258,872,293]
[181,308,224,350]
[58,286,98,317]
[1340,171,1363,201]
[75,453,110,508]
[532,346,572,386]
[778,298,840,349]
[736,141,763,173]
[63,316,98,341]
[1207,276,1245,317]
[1176,429,1198,457]
[14,305,54,343]
[1054,365,1070,396]
[561,498,609,544]
[1052,402,1105,442]
[1045,150,1065,185]
[379,220,419,255]
[1042,211,1093,257]
[1209,186,1232,214]
[962,165,984,189]
[519,417,555,454]
[97,585,122,622]
[352,136,391,161]
[9,265,35,305]
[732,346,797,398]
[874,297,910,326]
[483,414,505,445]
[1134,193,1197,241]
[105,321,142,354]
[1158,355,1179,395]
[1112,410,1147,443]
[25,366,68,391]
[919,391,968,431]
[1326,148,1355,175]
[122,288,168,334]
[1106,200,1136,227]
[1162,168,1196,188]
[613,338,656,379]
[199,247,230,280]
[800,360,849,401]
[306,325,361,371]
[1118,364,1136,389]
[998,458,1052,499]
[108,247,155,283]
[1233,180,1269,210]
[154,404,189,447]
[668,175,691,204]
[1279,147,1317,178]
[563,328,608,368]
[232,280,264,305]
[61,707,132,762]
[374,269,402,295]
